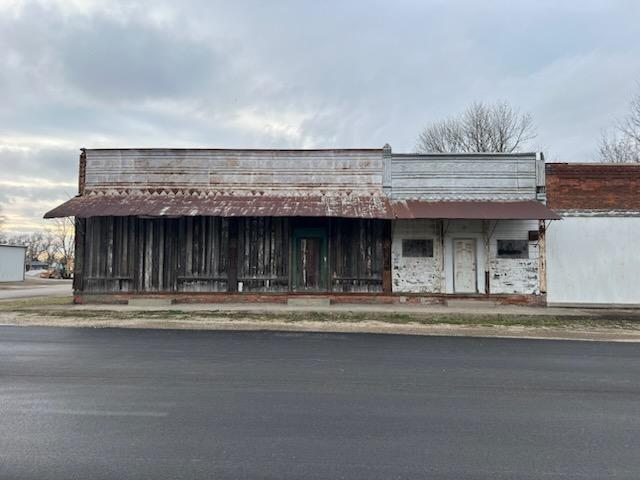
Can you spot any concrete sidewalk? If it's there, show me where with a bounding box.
[42,298,636,318]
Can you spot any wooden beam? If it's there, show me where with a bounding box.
[73,217,85,293]
[382,220,392,294]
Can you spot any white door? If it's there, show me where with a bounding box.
[454,239,477,293]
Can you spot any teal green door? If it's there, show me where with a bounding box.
[292,228,328,292]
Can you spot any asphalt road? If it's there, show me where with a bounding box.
[1,327,639,480]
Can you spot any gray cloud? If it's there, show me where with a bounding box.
[60,20,223,101]
[1,0,640,232]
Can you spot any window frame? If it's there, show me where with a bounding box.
[401,238,434,258]
[496,239,529,259]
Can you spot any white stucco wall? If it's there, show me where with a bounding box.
[547,217,640,305]
[0,245,26,282]
[392,220,442,293]
[392,219,540,295]
[489,220,540,294]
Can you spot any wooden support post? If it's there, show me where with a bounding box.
[382,220,392,294]
[227,217,238,292]
[73,217,85,294]
[539,220,547,293]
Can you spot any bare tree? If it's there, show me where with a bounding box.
[19,232,56,267]
[598,86,640,163]
[598,133,640,164]
[621,91,640,144]
[416,101,536,153]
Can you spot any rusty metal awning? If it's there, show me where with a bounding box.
[44,196,560,220]
[44,195,396,219]
[392,200,561,220]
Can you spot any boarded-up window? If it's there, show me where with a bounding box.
[402,239,433,257]
[497,240,529,259]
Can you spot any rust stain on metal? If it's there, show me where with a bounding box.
[44,195,396,219]
[45,148,561,221]
[44,196,559,220]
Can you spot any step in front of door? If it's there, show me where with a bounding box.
[287,297,331,307]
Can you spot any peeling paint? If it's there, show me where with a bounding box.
[392,220,442,293]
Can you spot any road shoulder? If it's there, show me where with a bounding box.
[1,297,640,342]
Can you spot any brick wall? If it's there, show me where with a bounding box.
[546,163,640,210]
[78,149,87,195]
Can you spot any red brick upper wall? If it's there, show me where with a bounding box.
[546,163,640,210]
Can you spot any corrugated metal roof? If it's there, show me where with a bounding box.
[44,196,560,220]
[44,195,396,219]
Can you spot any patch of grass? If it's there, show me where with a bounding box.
[8,306,640,331]
[3,295,640,330]
[0,296,73,311]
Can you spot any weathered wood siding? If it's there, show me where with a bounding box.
[330,219,384,293]
[78,216,228,293]
[237,217,289,292]
[77,216,387,294]
[82,149,385,197]
[176,217,228,292]
[82,216,136,293]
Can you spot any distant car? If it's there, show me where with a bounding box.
[40,263,72,279]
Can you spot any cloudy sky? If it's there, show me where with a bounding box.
[1,0,639,233]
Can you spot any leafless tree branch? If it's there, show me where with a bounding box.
[416,101,536,153]
[599,83,640,163]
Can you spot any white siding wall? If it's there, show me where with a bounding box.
[392,220,442,293]
[547,217,640,305]
[489,220,540,294]
[392,219,540,295]
[391,153,541,200]
[0,246,26,282]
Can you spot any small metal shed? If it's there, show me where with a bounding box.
[0,244,27,282]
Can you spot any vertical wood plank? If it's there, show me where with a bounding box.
[227,217,238,292]
[382,219,392,294]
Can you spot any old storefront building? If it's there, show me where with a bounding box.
[45,146,558,304]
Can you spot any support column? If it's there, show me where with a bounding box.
[382,220,392,294]
[538,220,547,293]
[73,217,85,294]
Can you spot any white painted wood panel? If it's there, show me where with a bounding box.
[453,239,477,293]
[391,153,539,200]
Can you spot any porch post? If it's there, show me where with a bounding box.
[73,217,85,294]
[382,220,392,294]
[538,220,547,293]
